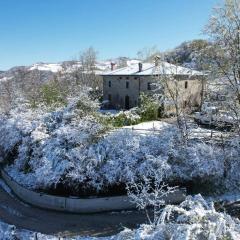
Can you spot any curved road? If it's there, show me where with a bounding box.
[0,185,147,237]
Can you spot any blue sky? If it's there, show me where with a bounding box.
[0,0,219,70]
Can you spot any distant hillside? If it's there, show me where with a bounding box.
[0,57,143,111]
[0,40,211,87]
[0,58,142,87]
[164,39,210,71]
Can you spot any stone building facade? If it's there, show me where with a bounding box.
[102,62,205,112]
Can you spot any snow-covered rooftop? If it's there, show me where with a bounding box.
[102,62,205,76]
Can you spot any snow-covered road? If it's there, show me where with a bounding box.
[0,184,147,237]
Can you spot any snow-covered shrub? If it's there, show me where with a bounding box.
[169,140,225,178]
[1,91,240,196]
[6,112,107,190]
[2,108,238,196]
[0,93,108,192]
[222,137,240,191]
[99,109,141,127]
[118,195,240,240]
[62,125,176,194]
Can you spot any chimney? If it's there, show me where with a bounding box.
[154,55,161,66]
[138,62,143,72]
[110,62,116,71]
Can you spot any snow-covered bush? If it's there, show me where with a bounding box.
[121,194,240,240]
[99,109,141,127]
[0,93,108,192]
[169,140,225,180]
[1,90,240,196]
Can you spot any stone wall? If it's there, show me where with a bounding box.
[103,74,205,112]
[103,75,140,109]
[1,169,186,213]
[1,170,134,213]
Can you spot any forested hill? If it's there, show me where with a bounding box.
[164,39,211,71]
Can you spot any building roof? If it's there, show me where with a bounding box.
[102,62,205,76]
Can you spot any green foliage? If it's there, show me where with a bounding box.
[112,112,140,127]
[220,236,232,240]
[98,94,161,129]
[40,81,66,107]
[99,111,141,128]
[138,93,161,121]
[76,99,94,113]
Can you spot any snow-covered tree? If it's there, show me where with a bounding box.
[137,46,161,62]
[126,165,177,227]
[164,39,211,71]
[76,47,102,90]
[153,60,190,143]
[204,0,240,132]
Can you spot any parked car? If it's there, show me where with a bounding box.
[194,104,235,129]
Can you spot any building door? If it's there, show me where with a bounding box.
[125,95,130,110]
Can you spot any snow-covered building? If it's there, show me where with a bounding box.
[102,59,206,112]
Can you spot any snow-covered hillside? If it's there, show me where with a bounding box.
[0,58,142,93]
[0,58,141,77]
[164,39,210,70]
[29,63,63,73]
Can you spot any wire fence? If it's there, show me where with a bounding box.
[128,125,234,144]
[109,120,236,145]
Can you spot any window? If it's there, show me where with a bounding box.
[147,82,151,90]
[119,77,122,79]
[134,77,138,80]
[108,81,111,87]
[126,77,129,80]
[126,81,129,89]
[108,94,112,102]
[185,81,188,89]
